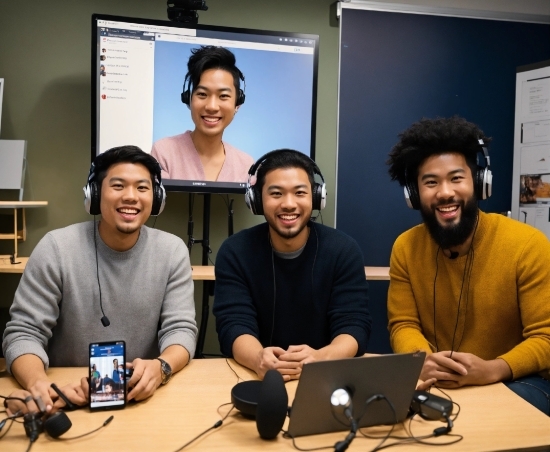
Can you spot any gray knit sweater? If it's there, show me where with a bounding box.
[2,221,197,371]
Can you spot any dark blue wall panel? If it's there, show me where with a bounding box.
[336,9,550,353]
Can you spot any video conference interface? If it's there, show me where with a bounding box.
[93,16,319,191]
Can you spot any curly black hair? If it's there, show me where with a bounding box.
[387,116,491,187]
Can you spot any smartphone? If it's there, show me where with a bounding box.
[89,341,126,411]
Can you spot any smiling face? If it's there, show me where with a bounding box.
[98,162,153,251]
[190,68,238,140]
[262,167,313,252]
[417,152,478,249]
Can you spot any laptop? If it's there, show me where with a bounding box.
[288,352,425,437]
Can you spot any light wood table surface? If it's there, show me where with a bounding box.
[0,263,390,279]
[1,358,549,451]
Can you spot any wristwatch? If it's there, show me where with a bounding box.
[155,358,172,385]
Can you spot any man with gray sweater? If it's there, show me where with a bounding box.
[2,146,197,414]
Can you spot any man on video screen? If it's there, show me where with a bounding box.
[152,46,253,182]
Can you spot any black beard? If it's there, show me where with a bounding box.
[420,197,478,249]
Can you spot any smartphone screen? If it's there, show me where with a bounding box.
[89,341,126,411]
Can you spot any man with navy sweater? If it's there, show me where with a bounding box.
[213,149,371,381]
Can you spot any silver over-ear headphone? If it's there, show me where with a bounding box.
[83,154,166,216]
[404,138,492,210]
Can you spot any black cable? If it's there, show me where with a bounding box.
[334,410,357,452]
[282,430,334,452]
[0,411,21,439]
[360,391,463,450]
[224,358,244,383]
[433,247,441,351]
[173,405,234,451]
[1,395,27,407]
[93,216,109,327]
[449,212,479,356]
[54,415,114,440]
[269,238,277,346]
[187,193,195,253]
[433,212,479,355]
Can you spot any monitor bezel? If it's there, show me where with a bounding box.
[91,13,320,194]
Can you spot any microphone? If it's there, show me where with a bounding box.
[449,251,459,259]
[331,388,357,452]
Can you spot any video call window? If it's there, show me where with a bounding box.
[92,14,319,194]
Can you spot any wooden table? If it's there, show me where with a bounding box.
[0,262,390,279]
[1,358,549,451]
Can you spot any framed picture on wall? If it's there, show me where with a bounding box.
[0,78,4,136]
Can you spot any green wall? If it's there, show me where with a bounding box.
[0,0,339,355]
[1,0,547,355]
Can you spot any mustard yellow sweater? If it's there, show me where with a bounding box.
[388,211,550,379]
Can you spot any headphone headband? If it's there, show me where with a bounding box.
[245,149,327,215]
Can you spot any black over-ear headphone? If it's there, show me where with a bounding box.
[231,370,288,440]
[24,411,72,441]
[83,156,166,216]
[245,150,327,216]
[181,71,246,107]
[404,139,493,210]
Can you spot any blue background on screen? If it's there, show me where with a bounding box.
[152,41,315,161]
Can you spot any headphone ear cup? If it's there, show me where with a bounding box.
[404,182,420,210]
[237,89,245,106]
[88,181,101,216]
[251,186,263,215]
[151,183,166,216]
[312,183,326,211]
[476,167,492,200]
[44,412,72,438]
[181,90,190,106]
[256,370,288,440]
[245,183,263,216]
[245,185,256,214]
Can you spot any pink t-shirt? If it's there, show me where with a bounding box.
[151,131,254,182]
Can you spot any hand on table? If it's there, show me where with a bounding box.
[5,377,89,416]
[277,344,322,380]
[127,358,163,402]
[253,347,302,382]
[421,351,512,388]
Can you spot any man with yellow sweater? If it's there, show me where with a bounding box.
[387,116,550,415]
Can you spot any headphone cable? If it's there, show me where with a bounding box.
[173,405,234,451]
[94,217,110,327]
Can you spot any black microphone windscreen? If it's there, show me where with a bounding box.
[256,370,288,440]
[101,316,110,327]
[44,412,72,438]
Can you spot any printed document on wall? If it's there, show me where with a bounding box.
[512,62,550,239]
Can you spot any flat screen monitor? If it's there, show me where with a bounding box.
[91,14,319,193]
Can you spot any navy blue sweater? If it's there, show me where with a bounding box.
[213,222,371,357]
